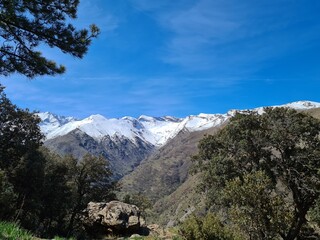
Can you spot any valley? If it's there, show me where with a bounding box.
[38,101,320,227]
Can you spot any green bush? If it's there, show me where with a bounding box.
[179,213,244,240]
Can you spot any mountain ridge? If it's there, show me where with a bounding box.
[38,101,320,148]
[120,104,320,226]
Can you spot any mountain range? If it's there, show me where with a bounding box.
[38,101,320,225]
[38,101,320,146]
[38,101,320,179]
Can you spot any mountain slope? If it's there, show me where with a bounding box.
[39,101,320,193]
[39,112,230,147]
[119,104,320,226]
[119,126,223,200]
[119,124,227,225]
[44,129,154,179]
[38,112,231,178]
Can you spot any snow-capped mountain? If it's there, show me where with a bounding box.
[278,100,320,109]
[252,100,320,114]
[37,112,77,136]
[37,101,320,147]
[38,112,231,147]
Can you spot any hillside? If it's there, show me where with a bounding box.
[120,125,223,197]
[39,102,320,226]
[120,107,320,226]
[39,112,230,178]
[44,129,154,179]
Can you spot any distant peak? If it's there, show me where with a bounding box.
[122,116,137,121]
[198,113,209,117]
[279,100,320,109]
[38,100,320,146]
[198,113,224,118]
[37,112,76,120]
[37,112,56,119]
[138,115,156,122]
[138,115,182,123]
[87,114,107,121]
[162,116,182,122]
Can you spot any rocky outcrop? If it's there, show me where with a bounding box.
[82,201,146,238]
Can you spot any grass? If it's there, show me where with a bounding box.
[0,221,76,240]
[53,237,75,240]
[0,221,33,240]
[0,221,182,240]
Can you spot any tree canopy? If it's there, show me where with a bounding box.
[193,107,320,240]
[0,0,99,78]
[0,85,117,238]
[0,84,42,173]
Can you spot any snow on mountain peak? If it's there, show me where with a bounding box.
[280,101,320,109]
[138,115,155,122]
[37,112,76,136]
[87,114,107,121]
[39,100,320,147]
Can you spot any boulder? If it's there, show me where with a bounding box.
[82,201,145,238]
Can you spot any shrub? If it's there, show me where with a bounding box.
[179,213,244,240]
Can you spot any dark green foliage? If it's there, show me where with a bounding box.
[193,108,320,240]
[0,0,99,78]
[0,170,17,219]
[123,193,152,212]
[310,198,320,225]
[222,171,292,239]
[0,86,43,171]
[66,154,118,236]
[34,150,75,236]
[0,86,117,238]
[179,213,244,240]
[123,192,152,224]
[0,85,43,223]
[20,152,118,238]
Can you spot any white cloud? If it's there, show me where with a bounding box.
[130,0,320,74]
[77,1,119,33]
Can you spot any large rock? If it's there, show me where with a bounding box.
[82,201,146,238]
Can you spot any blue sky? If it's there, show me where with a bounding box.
[2,0,320,118]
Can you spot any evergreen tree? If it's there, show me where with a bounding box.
[0,0,99,78]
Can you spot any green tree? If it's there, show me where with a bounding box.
[123,192,152,223]
[0,0,99,78]
[35,149,74,237]
[0,86,118,238]
[67,154,117,235]
[17,150,118,238]
[0,85,43,172]
[222,171,293,239]
[0,85,44,223]
[123,193,152,213]
[179,213,244,240]
[193,108,320,240]
[0,170,17,219]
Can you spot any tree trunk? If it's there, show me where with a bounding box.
[283,208,307,240]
